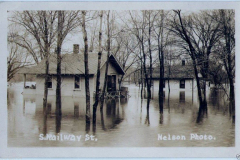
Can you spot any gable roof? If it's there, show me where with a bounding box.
[152,65,195,79]
[19,52,125,75]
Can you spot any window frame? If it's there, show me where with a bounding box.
[74,75,81,90]
[47,75,52,89]
[182,60,185,66]
[179,79,185,89]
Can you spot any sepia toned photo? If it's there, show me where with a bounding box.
[1,1,239,158]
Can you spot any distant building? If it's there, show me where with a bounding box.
[19,44,125,97]
[136,60,211,92]
[155,65,210,91]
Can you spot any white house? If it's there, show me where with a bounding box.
[135,59,211,101]
[150,61,211,101]
[19,44,125,97]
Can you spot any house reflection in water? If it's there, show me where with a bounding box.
[22,94,126,135]
[74,102,80,118]
[8,83,234,147]
[179,91,185,114]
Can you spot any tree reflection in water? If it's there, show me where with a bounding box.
[100,109,106,131]
[145,108,150,126]
[179,91,186,114]
[8,84,234,147]
[43,111,47,136]
[55,114,62,134]
[145,98,150,125]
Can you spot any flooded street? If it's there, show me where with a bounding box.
[8,83,235,147]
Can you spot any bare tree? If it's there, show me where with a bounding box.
[56,11,63,116]
[82,11,91,123]
[146,11,154,100]
[169,10,221,121]
[10,10,80,112]
[55,11,80,115]
[7,41,32,81]
[152,10,170,114]
[8,30,41,64]
[212,10,235,121]
[10,11,58,110]
[100,10,111,111]
[129,11,152,101]
[93,11,103,122]
[113,31,139,89]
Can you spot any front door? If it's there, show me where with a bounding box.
[107,75,116,92]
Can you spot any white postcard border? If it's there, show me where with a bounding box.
[0,1,239,158]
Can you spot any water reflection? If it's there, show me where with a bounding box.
[100,110,106,131]
[74,102,79,118]
[145,108,150,126]
[159,113,163,125]
[47,103,52,115]
[179,91,185,114]
[8,83,235,147]
[43,113,47,136]
[55,115,62,134]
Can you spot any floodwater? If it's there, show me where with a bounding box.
[8,83,235,147]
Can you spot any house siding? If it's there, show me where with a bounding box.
[29,61,121,97]
[35,75,95,97]
[152,79,211,105]
[153,79,194,91]
[98,62,120,91]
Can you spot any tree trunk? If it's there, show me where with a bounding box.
[227,46,235,121]
[175,11,205,108]
[168,64,170,93]
[56,11,62,116]
[148,13,153,100]
[222,10,235,122]
[140,58,143,99]
[43,11,50,113]
[159,49,164,114]
[158,29,164,114]
[93,11,103,123]
[82,11,91,123]
[229,77,235,121]
[192,56,203,105]
[100,11,110,111]
[118,75,124,91]
[141,41,151,100]
[43,57,49,112]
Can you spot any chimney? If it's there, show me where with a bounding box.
[73,44,79,54]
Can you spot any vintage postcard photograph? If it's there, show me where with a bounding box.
[0,1,239,158]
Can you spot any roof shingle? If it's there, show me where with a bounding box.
[19,52,124,75]
[152,65,195,79]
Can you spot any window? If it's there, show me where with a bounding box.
[180,79,185,89]
[182,60,185,66]
[47,76,52,88]
[74,75,81,89]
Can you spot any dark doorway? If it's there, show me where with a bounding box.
[107,75,116,92]
[179,91,185,103]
